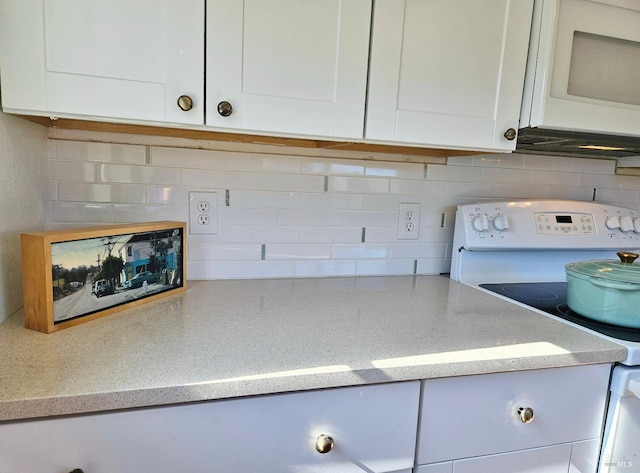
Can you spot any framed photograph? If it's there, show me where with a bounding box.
[21,221,186,333]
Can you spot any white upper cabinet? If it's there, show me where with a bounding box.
[0,0,204,125]
[366,0,534,151]
[205,0,372,139]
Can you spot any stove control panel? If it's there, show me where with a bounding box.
[534,212,595,235]
[454,200,640,250]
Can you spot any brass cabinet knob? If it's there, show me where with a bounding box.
[217,101,233,117]
[315,434,334,454]
[504,128,517,140]
[68,469,84,473]
[177,95,193,111]
[517,407,535,424]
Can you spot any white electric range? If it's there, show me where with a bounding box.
[451,199,640,473]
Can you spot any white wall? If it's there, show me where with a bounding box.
[0,111,48,323]
[47,136,640,281]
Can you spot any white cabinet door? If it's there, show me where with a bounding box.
[0,0,204,125]
[206,0,371,139]
[0,382,419,473]
[366,0,533,151]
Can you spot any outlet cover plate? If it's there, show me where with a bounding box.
[398,203,421,240]
[189,191,218,234]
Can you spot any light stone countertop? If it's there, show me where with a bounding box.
[0,276,627,422]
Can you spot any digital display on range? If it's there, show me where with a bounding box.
[555,215,573,223]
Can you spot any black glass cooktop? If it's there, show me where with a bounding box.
[480,282,640,342]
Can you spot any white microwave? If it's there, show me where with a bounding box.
[519,0,640,142]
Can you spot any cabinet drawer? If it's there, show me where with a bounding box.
[0,381,419,473]
[417,364,611,464]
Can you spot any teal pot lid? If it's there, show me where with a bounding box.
[566,252,640,285]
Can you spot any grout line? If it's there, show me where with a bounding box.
[361,227,366,243]
[261,244,266,261]
[225,189,230,206]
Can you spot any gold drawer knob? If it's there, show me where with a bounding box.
[315,434,334,454]
[177,95,194,111]
[517,407,535,424]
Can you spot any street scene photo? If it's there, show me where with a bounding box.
[51,227,184,323]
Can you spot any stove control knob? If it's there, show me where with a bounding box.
[605,216,621,231]
[472,214,490,232]
[620,216,634,232]
[493,213,510,232]
[633,218,640,234]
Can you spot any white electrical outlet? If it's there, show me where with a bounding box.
[189,191,218,234]
[398,203,421,240]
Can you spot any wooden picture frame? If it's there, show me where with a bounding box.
[21,221,186,333]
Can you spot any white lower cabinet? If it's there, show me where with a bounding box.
[0,381,419,473]
[416,364,611,473]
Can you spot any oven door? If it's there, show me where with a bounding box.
[599,365,640,472]
[525,0,640,136]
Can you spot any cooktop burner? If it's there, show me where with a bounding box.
[480,282,640,343]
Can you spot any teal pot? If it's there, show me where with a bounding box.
[566,252,640,328]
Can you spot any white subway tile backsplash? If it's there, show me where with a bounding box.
[328,176,389,194]
[300,193,363,210]
[331,244,390,259]
[113,204,185,222]
[58,182,146,203]
[46,137,640,282]
[301,158,364,176]
[276,209,341,226]
[256,173,324,192]
[49,161,95,182]
[97,163,179,185]
[231,190,300,208]
[390,178,447,195]
[578,173,623,189]
[362,227,396,243]
[188,243,262,261]
[571,158,616,174]
[546,186,593,201]
[356,259,414,276]
[523,154,573,171]
[391,243,447,259]
[474,154,525,168]
[229,153,301,173]
[417,258,451,275]
[340,210,396,228]
[495,184,550,199]
[297,226,362,243]
[229,225,299,243]
[294,260,357,277]
[152,147,228,169]
[446,181,501,197]
[363,195,423,211]
[188,260,295,279]
[365,161,424,178]
[147,186,191,205]
[529,170,580,186]
[426,163,482,182]
[594,188,639,206]
[50,202,113,222]
[266,243,331,260]
[53,140,146,164]
[482,167,532,184]
[219,207,277,225]
[181,168,255,188]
